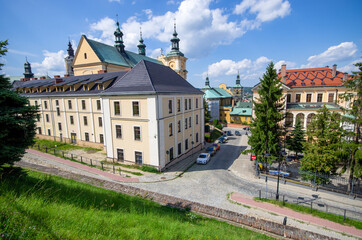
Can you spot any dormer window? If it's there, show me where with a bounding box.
[98,84,103,90]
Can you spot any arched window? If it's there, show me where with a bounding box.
[285,113,293,127]
[307,113,316,126]
[296,113,305,127]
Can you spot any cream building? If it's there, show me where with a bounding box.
[14,60,204,171]
[252,64,351,130]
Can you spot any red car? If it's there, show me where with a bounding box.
[212,143,220,151]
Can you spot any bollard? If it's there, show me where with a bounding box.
[344,209,346,222]
[119,167,121,175]
[45,147,48,153]
[326,204,328,213]
[54,149,56,155]
[90,159,92,166]
[71,154,73,160]
[81,156,82,162]
[38,144,40,150]
[259,190,261,199]
[113,165,115,174]
[62,151,64,158]
[101,162,104,170]
[310,202,313,213]
[283,195,285,206]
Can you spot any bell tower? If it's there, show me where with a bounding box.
[64,40,75,76]
[23,58,34,79]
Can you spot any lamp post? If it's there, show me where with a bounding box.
[276,150,287,200]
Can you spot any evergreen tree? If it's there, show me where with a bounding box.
[339,60,362,191]
[247,62,285,163]
[0,40,38,167]
[203,99,211,124]
[289,117,305,157]
[301,105,343,183]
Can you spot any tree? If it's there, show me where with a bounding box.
[288,117,305,157]
[339,60,362,191]
[301,105,343,183]
[247,62,285,164]
[203,99,211,124]
[0,40,38,167]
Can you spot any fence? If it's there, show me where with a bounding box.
[255,187,362,222]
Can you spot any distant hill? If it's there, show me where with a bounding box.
[243,87,253,95]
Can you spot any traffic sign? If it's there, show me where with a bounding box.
[251,155,256,160]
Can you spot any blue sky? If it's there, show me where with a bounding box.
[1,0,361,87]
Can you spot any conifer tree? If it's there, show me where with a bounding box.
[203,99,211,124]
[0,40,38,167]
[248,62,285,163]
[289,117,305,157]
[301,105,343,183]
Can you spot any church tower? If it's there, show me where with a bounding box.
[158,22,188,80]
[233,72,243,102]
[64,40,75,76]
[114,21,125,53]
[23,58,34,79]
[137,28,146,56]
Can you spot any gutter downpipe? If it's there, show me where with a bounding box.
[156,94,161,171]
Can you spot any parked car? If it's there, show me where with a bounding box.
[243,127,250,131]
[227,131,233,136]
[206,146,216,156]
[218,137,227,143]
[235,131,241,136]
[222,134,228,140]
[212,143,220,151]
[196,153,211,164]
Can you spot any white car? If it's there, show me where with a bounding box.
[196,153,211,164]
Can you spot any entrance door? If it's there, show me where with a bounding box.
[71,133,77,144]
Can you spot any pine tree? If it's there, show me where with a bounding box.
[0,40,38,167]
[289,117,305,157]
[248,62,285,163]
[339,60,362,191]
[301,105,343,183]
[203,99,211,123]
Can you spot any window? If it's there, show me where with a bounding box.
[196,98,198,108]
[287,94,291,103]
[100,134,104,144]
[58,122,62,131]
[38,127,42,135]
[196,133,199,143]
[246,117,248,121]
[83,116,88,126]
[85,132,89,141]
[68,100,72,109]
[98,117,102,127]
[117,149,124,162]
[169,147,174,161]
[97,100,101,110]
[34,100,38,106]
[47,129,51,136]
[169,123,173,136]
[84,53,87,59]
[135,151,142,165]
[36,114,40,122]
[114,102,120,115]
[328,93,334,103]
[116,125,122,138]
[285,113,293,127]
[306,94,312,103]
[185,139,189,150]
[46,114,49,122]
[185,118,188,129]
[178,143,182,155]
[168,100,173,114]
[55,100,59,106]
[44,101,48,109]
[133,101,140,116]
[189,99,192,109]
[56,107,60,116]
[296,94,301,103]
[189,117,192,128]
[81,100,86,110]
[317,93,323,102]
[196,114,199,124]
[185,99,187,110]
[177,99,181,112]
[70,116,74,125]
[134,126,141,140]
[178,120,181,133]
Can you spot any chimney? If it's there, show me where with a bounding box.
[64,74,70,77]
[332,64,337,77]
[31,77,38,80]
[98,70,107,74]
[343,72,348,81]
[54,75,62,84]
[40,76,46,79]
[281,64,286,83]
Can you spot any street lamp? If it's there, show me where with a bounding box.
[276,150,287,200]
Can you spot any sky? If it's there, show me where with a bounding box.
[1,0,361,88]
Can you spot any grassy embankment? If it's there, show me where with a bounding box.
[0,166,274,239]
[254,197,362,230]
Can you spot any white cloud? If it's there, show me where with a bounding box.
[339,59,360,73]
[234,0,291,25]
[302,42,358,68]
[32,50,66,77]
[8,49,37,57]
[274,60,296,71]
[89,17,116,46]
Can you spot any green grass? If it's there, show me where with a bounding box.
[105,161,161,174]
[0,166,274,240]
[34,139,102,153]
[254,197,362,230]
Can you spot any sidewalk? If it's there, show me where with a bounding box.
[26,149,139,183]
[230,192,362,238]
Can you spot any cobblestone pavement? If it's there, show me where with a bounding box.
[19,127,362,240]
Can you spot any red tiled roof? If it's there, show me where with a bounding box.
[278,67,345,87]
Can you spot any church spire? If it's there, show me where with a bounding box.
[23,57,34,79]
[65,40,74,76]
[67,40,74,57]
[236,71,240,85]
[114,19,125,53]
[205,74,210,87]
[137,27,146,56]
[171,20,180,51]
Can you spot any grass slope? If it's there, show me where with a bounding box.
[0,166,274,240]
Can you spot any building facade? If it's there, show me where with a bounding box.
[14,60,204,170]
